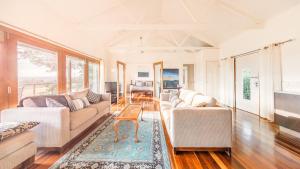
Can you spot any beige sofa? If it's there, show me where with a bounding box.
[0,131,36,169]
[1,91,111,152]
[160,89,232,154]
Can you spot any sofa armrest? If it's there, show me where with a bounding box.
[1,107,70,147]
[160,93,170,101]
[170,107,232,147]
[102,93,111,102]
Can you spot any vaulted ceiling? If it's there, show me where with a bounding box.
[0,0,299,56]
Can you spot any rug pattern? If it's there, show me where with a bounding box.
[50,112,170,169]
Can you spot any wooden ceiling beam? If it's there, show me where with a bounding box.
[215,0,264,25]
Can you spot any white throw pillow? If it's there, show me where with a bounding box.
[46,98,65,107]
[171,98,182,108]
[192,95,217,107]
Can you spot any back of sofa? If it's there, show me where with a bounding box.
[18,95,69,107]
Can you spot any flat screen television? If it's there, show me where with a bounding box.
[138,72,149,77]
[163,69,179,89]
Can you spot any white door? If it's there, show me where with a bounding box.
[206,61,220,99]
[236,53,260,115]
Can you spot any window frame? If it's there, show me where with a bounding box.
[87,60,101,93]
[16,42,59,99]
[0,25,102,108]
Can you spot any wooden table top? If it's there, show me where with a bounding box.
[114,104,142,120]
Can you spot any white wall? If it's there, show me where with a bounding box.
[106,50,197,91]
[195,49,220,95]
[220,4,300,104]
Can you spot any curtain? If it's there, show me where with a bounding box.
[259,44,282,121]
[219,57,234,107]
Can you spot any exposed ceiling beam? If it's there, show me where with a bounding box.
[167,32,180,46]
[109,46,217,51]
[178,0,198,23]
[215,0,264,24]
[190,31,218,47]
[179,33,191,46]
[78,24,210,31]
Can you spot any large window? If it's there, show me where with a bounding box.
[17,43,58,100]
[88,62,100,93]
[66,56,85,92]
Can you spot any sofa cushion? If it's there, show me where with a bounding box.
[0,131,35,159]
[70,107,97,130]
[69,89,89,100]
[192,95,217,107]
[0,122,39,142]
[19,95,69,107]
[88,101,110,114]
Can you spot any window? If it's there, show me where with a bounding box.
[17,42,58,100]
[88,62,100,93]
[66,56,85,92]
[243,70,251,100]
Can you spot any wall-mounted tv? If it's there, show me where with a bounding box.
[138,72,149,77]
[163,69,179,89]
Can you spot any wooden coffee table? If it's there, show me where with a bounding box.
[113,103,143,143]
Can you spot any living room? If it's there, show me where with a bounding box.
[1,1,300,169]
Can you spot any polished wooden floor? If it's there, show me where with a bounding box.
[30,94,300,169]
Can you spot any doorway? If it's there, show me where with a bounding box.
[117,61,126,105]
[183,64,195,90]
[235,53,260,115]
[153,61,163,98]
[206,61,219,99]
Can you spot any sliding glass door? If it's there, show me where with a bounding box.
[88,62,100,93]
[66,56,85,92]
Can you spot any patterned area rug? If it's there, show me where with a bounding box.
[50,112,171,169]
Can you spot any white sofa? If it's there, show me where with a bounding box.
[0,131,36,169]
[1,92,111,152]
[160,89,232,154]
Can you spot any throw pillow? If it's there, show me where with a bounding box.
[81,97,91,107]
[72,99,85,110]
[86,90,102,104]
[69,89,89,100]
[145,81,153,87]
[171,98,182,108]
[176,101,189,108]
[135,81,144,87]
[0,122,39,142]
[64,94,77,112]
[46,98,65,107]
[22,98,38,107]
[191,95,217,107]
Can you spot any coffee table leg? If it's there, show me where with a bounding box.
[141,106,144,121]
[134,120,139,143]
[114,120,119,142]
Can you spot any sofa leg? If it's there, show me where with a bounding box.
[226,148,232,157]
[174,148,179,155]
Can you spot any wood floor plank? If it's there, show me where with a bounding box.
[30,94,300,169]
